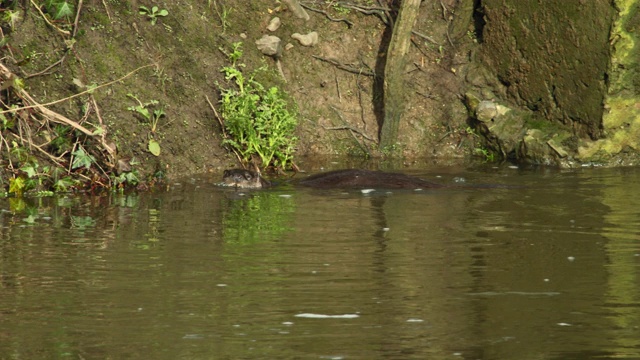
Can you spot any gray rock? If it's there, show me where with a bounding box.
[291,31,318,47]
[267,17,281,32]
[255,35,282,58]
[476,101,498,122]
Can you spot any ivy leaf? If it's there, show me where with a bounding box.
[72,147,95,170]
[3,10,22,29]
[20,164,37,178]
[52,1,74,20]
[54,177,74,192]
[9,177,25,197]
[148,139,161,156]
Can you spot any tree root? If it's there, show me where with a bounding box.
[312,55,375,77]
[301,4,353,28]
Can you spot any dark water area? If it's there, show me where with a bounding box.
[0,165,639,359]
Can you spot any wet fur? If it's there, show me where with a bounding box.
[222,169,271,189]
[298,169,443,189]
[222,169,442,190]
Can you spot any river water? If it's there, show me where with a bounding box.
[0,165,639,359]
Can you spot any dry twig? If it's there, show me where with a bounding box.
[29,0,71,36]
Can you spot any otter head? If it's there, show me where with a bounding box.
[221,169,270,189]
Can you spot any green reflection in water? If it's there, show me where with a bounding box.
[599,170,640,354]
[222,191,295,245]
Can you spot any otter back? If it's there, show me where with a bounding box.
[297,169,443,189]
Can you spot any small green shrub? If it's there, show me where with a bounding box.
[139,5,168,25]
[217,43,297,170]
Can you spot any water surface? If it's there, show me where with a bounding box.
[0,166,639,359]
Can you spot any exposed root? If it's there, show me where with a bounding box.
[312,55,375,77]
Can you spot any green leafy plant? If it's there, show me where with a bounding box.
[148,138,160,156]
[71,146,95,170]
[0,112,15,131]
[475,147,496,162]
[53,176,75,192]
[217,43,298,170]
[49,125,72,155]
[42,0,74,20]
[127,94,165,156]
[112,158,140,188]
[226,41,243,67]
[139,5,168,25]
[9,176,26,197]
[211,1,231,34]
[11,159,74,194]
[331,3,350,15]
[114,170,140,187]
[127,94,165,133]
[2,9,21,29]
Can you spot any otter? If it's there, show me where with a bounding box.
[221,168,443,190]
[222,169,272,189]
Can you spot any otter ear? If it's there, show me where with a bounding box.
[243,171,254,180]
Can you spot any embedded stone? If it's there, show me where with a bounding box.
[291,31,318,47]
[267,17,281,32]
[476,101,498,122]
[255,35,282,57]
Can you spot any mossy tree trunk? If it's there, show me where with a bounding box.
[379,0,421,149]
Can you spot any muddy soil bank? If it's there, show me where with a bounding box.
[0,0,479,190]
[0,0,634,193]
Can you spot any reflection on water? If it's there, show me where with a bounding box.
[0,166,639,359]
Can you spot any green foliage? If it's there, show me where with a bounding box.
[9,176,25,197]
[0,112,15,131]
[10,144,31,163]
[148,138,161,156]
[53,176,75,192]
[218,43,298,169]
[475,147,496,162]
[127,94,165,156]
[331,3,350,15]
[226,41,243,67]
[111,158,140,188]
[49,125,72,155]
[7,156,77,196]
[139,5,168,25]
[71,146,95,170]
[127,93,165,133]
[2,9,21,29]
[43,0,74,20]
[114,170,140,187]
[380,143,401,157]
[211,1,231,34]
